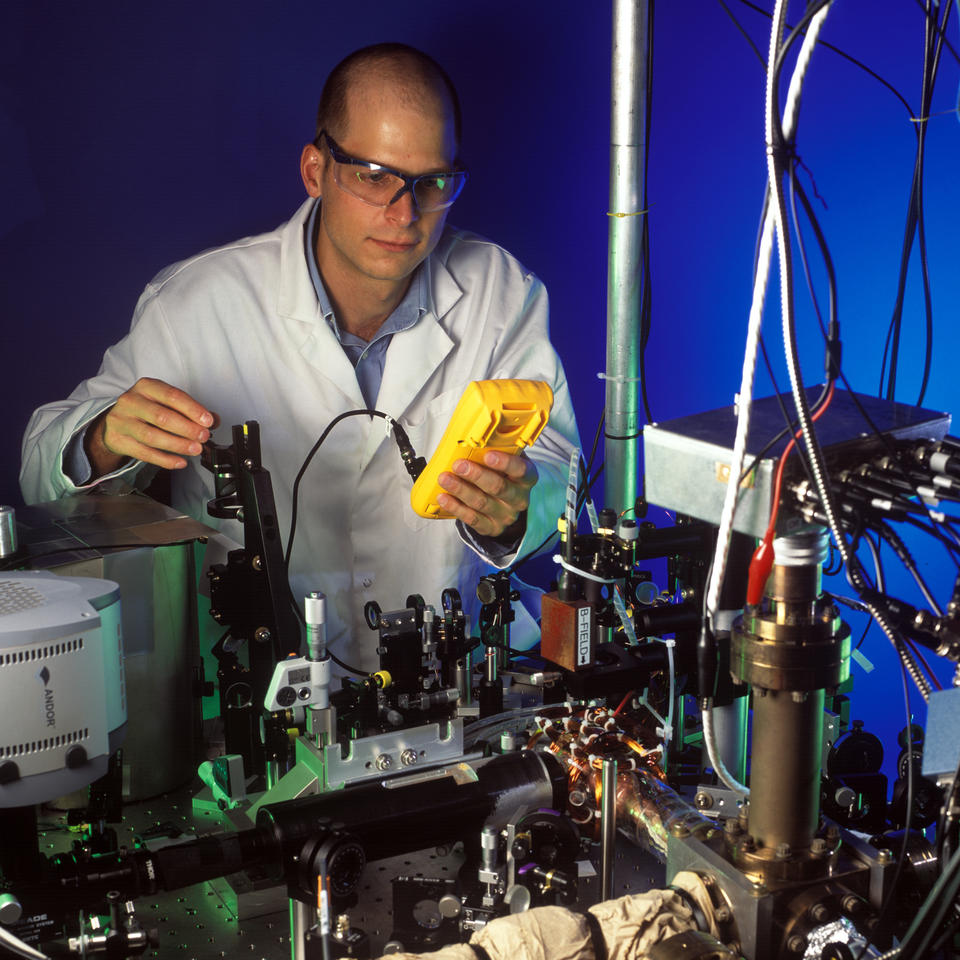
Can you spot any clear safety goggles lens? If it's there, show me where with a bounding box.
[332,163,468,213]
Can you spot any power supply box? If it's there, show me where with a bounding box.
[643,388,950,539]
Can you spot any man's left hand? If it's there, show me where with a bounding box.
[437,450,538,540]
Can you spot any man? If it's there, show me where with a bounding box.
[20,43,578,673]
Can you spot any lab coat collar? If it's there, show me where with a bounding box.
[371,245,462,458]
[375,310,453,418]
[423,239,464,322]
[278,198,323,324]
[276,199,366,407]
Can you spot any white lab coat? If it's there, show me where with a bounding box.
[20,199,580,672]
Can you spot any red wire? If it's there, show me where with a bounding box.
[740,383,943,690]
[746,382,837,605]
[613,689,635,716]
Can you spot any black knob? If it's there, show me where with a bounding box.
[0,760,20,784]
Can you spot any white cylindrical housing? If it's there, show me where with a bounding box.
[305,590,327,662]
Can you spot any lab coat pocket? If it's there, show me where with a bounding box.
[401,384,463,431]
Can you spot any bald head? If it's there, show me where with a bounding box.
[316,43,462,158]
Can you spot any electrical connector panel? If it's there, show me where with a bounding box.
[643,388,950,539]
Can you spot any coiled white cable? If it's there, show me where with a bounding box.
[704,0,832,632]
[701,0,833,798]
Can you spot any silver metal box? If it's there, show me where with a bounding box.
[644,389,950,539]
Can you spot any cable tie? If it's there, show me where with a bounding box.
[909,108,959,123]
[597,372,644,383]
[552,554,620,585]
[606,206,650,218]
[637,693,666,728]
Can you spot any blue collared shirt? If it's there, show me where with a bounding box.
[304,199,426,408]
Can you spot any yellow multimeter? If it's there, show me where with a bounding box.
[410,379,554,519]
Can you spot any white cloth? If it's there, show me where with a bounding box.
[20,199,579,673]
[378,889,704,960]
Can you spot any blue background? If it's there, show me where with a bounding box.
[2,1,958,782]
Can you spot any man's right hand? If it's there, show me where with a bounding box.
[84,377,217,480]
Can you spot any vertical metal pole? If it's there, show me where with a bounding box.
[266,759,281,791]
[0,505,17,558]
[495,615,510,671]
[600,758,618,900]
[478,645,503,718]
[289,898,312,960]
[604,0,650,513]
